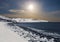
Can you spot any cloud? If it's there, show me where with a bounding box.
[41,10,60,18]
[8,9,60,21]
[47,11,60,18]
[8,9,60,18]
[48,11,60,15]
[9,9,25,13]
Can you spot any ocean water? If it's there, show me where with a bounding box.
[14,22,60,42]
[16,22,60,34]
[8,22,60,42]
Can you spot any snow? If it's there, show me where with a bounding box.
[12,18,48,22]
[0,15,48,22]
[0,15,56,42]
[0,16,10,20]
[0,22,55,42]
[27,27,60,38]
[0,22,28,42]
[0,23,55,42]
[7,22,55,42]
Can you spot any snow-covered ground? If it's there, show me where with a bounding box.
[0,22,28,42]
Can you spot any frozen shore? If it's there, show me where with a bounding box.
[0,15,59,42]
[0,22,28,42]
[0,21,55,42]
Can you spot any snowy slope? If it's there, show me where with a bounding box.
[0,22,28,42]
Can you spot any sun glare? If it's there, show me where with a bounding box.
[27,4,34,11]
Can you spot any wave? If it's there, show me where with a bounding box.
[27,27,60,38]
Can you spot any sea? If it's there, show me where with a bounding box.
[16,22,60,34]
[13,22,60,42]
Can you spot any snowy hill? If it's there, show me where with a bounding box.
[12,18,48,22]
[0,15,48,22]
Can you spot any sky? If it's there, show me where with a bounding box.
[0,0,60,21]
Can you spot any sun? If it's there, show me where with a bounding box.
[27,4,34,11]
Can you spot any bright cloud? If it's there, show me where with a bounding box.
[9,9,25,13]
